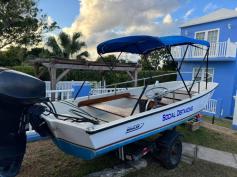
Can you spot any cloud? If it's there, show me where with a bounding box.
[203,2,218,13]
[47,16,54,26]
[163,14,173,24]
[64,0,182,59]
[184,8,194,19]
[235,7,237,11]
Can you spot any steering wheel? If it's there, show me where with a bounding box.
[145,86,169,99]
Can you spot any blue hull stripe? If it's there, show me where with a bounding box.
[53,114,196,160]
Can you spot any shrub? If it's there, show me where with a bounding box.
[11,65,35,76]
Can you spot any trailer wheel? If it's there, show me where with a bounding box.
[153,132,182,169]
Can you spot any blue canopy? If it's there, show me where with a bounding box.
[97,35,210,55]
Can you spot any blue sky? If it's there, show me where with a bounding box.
[38,0,237,58]
[38,0,80,28]
[39,0,237,29]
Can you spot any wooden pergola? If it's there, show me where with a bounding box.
[32,58,142,91]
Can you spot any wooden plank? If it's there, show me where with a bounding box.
[49,67,57,101]
[134,70,138,87]
[89,105,126,118]
[78,93,131,107]
[90,104,132,117]
[42,63,141,71]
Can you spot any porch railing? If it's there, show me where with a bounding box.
[46,89,73,101]
[172,40,237,59]
[45,81,100,91]
[203,99,217,114]
[91,88,127,95]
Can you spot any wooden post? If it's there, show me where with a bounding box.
[133,70,138,87]
[50,67,57,100]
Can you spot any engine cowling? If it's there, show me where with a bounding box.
[0,68,46,177]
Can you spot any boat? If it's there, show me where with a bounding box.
[37,35,218,160]
[0,35,218,176]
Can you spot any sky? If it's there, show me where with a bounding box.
[38,0,237,59]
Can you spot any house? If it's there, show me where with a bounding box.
[173,8,237,118]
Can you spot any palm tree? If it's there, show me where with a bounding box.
[46,31,89,59]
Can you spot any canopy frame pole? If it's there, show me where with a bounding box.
[99,52,122,71]
[109,51,123,70]
[166,47,192,98]
[130,84,148,116]
[98,54,114,71]
[73,80,86,101]
[188,48,209,93]
[190,44,205,50]
[206,48,209,89]
[130,45,150,116]
[178,45,189,71]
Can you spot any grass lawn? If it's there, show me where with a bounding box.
[177,125,237,154]
[202,115,232,128]
[18,126,237,177]
[126,158,237,177]
[18,140,120,177]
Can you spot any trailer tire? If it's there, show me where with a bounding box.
[153,134,182,169]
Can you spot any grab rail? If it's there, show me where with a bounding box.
[104,72,178,88]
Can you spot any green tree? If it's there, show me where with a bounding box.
[96,54,127,63]
[97,54,116,62]
[139,48,170,70]
[0,46,27,66]
[26,47,52,59]
[46,31,89,59]
[0,0,57,49]
[162,59,177,71]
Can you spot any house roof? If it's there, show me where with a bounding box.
[181,8,237,28]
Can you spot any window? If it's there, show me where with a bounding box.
[195,32,205,40]
[194,32,206,56]
[207,30,218,43]
[192,68,214,82]
[195,29,219,56]
[195,29,219,43]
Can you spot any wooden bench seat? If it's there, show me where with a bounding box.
[78,93,131,107]
[90,104,133,117]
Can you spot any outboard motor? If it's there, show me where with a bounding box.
[0,68,45,177]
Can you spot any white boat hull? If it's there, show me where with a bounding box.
[44,82,216,159]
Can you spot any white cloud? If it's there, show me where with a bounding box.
[184,8,194,19]
[64,0,182,59]
[203,2,218,13]
[47,16,54,26]
[163,14,173,24]
[235,7,237,11]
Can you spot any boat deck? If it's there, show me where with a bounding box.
[74,89,197,123]
[52,81,205,125]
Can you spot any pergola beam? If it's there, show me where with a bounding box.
[56,69,71,83]
[42,63,138,72]
[33,58,141,95]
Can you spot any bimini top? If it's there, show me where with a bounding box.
[97,35,210,55]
